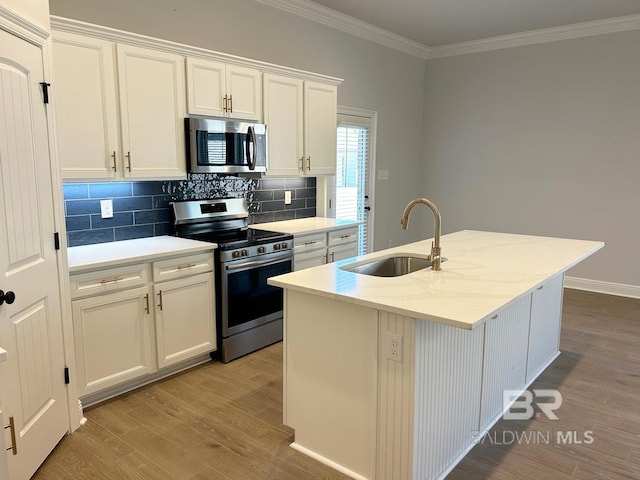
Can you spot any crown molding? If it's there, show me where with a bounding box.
[50,16,343,85]
[0,4,50,45]
[428,14,640,59]
[255,0,431,59]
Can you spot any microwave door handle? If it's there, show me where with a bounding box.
[246,126,257,170]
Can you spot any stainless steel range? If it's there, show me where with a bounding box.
[171,198,293,363]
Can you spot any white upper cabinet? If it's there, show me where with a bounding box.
[303,81,337,176]
[117,44,186,178]
[263,74,304,176]
[264,74,337,176]
[53,32,187,180]
[186,57,262,121]
[53,32,119,179]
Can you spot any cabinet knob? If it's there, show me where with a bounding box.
[0,290,16,305]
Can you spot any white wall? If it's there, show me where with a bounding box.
[48,0,428,250]
[423,31,640,287]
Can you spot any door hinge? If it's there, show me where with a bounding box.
[40,82,51,104]
[54,232,60,250]
[64,366,70,385]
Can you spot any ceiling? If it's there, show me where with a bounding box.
[308,0,640,46]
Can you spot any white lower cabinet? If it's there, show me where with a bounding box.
[293,227,358,271]
[526,273,564,383]
[70,251,216,400]
[154,272,216,369]
[479,294,531,431]
[72,285,154,397]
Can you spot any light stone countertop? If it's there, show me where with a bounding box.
[250,217,362,235]
[268,230,604,329]
[67,236,217,273]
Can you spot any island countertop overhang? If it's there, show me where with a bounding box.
[268,230,604,329]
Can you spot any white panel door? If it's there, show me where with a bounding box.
[117,44,186,178]
[263,73,304,176]
[154,273,216,369]
[52,32,119,179]
[304,81,337,175]
[72,286,154,397]
[226,65,262,120]
[0,29,69,480]
[186,57,225,116]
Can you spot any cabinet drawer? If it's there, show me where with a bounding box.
[294,233,326,252]
[328,227,358,247]
[70,263,148,299]
[153,252,214,282]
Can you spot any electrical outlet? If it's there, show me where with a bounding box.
[100,199,113,219]
[387,332,403,362]
[284,191,292,205]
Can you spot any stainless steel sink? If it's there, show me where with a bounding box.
[341,255,445,277]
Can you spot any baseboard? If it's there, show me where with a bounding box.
[564,276,640,299]
[289,442,369,480]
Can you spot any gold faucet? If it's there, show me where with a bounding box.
[401,198,442,271]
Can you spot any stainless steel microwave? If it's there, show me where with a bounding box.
[186,117,267,174]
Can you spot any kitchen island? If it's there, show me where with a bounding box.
[268,230,603,480]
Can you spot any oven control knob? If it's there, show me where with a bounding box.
[274,243,281,251]
[281,242,288,249]
[257,246,266,254]
[241,249,248,257]
[232,250,241,258]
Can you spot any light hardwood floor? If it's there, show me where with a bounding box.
[33,289,640,479]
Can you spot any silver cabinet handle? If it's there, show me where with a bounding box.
[306,156,311,170]
[125,151,131,171]
[157,291,163,311]
[223,94,228,112]
[299,156,304,171]
[229,94,233,113]
[303,241,317,246]
[111,151,117,171]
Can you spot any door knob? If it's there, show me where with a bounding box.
[0,290,16,305]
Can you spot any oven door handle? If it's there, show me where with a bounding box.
[224,252,292,271]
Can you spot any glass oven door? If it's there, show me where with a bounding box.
[220,251,292,337]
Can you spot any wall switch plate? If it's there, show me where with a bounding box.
[284,191,292,205]
[378,170,389,180]
[100,199,113,219]
[386,331,403,362]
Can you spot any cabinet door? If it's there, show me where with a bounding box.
[53,32,120,179]
[186,57,225,116]
[479,294,531,431]
[154,273,216,368]
[226,65,262,120]
[263,74,304,176]
[294,249,327,271]
[117,44,186,178]
[72,286,154,397]
[526,273,564,384]
[304,81,337,175]
[328,242,358,263]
